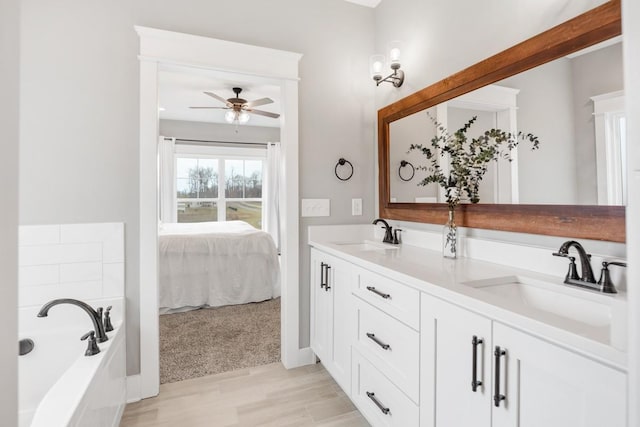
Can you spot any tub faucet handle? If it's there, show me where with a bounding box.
[103,306,114,332]
[80,330,101,356]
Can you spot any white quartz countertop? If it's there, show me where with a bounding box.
[309,227,627,370]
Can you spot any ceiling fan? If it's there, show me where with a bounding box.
[189,87,280,124]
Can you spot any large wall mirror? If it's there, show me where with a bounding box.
[378,0,625,242]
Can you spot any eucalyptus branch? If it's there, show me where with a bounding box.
[408,112,539,207]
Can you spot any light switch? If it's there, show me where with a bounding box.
[352,198,362,216]
[301,199,331,217]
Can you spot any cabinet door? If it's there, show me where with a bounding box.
[492,323,626,427]
[310,249,332,364]
[421,294,492,427]
[331,256,354,394]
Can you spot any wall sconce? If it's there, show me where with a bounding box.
[370,41,405,88]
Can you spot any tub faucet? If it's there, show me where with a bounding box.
[37,298,109,343]
[552,240,598,291]
[372,218,395,244]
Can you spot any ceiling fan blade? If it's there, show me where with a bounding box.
[249,109,280,119]
[189,106,228,109]
[204,91,232,106]
[245,97,274,108]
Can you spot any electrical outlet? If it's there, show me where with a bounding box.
[352,198,362,216]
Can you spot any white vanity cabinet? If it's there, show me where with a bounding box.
[492,322,626,427]
[309,248,354,394]
[421,294,493,427]
[421,294,627,427]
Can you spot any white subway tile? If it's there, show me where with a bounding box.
[19,243,102,266]
[60,222,122,243]
[18,225,60,246]
[103,263,125,297]
[19,281,102,307]
[60,262,102,283]
[19,265,59,287]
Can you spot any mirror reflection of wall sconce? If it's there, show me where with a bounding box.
[335,158,354,181]
[370,41,405,88]
[399,160,415,181]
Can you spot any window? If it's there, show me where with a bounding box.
[176,153,264,228]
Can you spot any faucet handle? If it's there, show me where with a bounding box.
[103,306,114,332]
[393,229,403,245]
[598,261,627,294]
[80,331,101,356]
[553,253,580,281]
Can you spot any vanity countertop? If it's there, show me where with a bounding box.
[309,228,627,370]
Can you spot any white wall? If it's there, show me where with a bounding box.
[20,0,375,373]
[160,119,280,144]
[0,0,19,424]
[622,0,640,423]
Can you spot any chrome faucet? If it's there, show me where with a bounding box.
[552,240,624,293]
[38,298,109,343]
[372,218,394,244]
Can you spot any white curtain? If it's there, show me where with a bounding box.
[159,136,176,223]
[263,142,281,251]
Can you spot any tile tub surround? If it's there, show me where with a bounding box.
[309,224,628,369]
[18,223,125,307]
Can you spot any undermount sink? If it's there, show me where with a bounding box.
[463,275,625,346]
[332,240,399,252]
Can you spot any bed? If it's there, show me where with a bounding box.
[158,221,280,313]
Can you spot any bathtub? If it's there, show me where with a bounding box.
[18,297,126,427]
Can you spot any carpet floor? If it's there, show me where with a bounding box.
[159,298,281,384]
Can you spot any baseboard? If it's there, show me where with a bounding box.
[282,347,316,369]
[126,374,142,403]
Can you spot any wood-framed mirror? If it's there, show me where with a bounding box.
[378,0,625,243]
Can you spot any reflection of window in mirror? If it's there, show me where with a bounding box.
[592,91,626,206]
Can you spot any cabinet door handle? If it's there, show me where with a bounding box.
[366,332,391,350]
[366,391,390,415]
[366,286,390,299]
[319,262,325,289]
[493,346,506,407]
[471,335,483,392]
[325,265,331,291]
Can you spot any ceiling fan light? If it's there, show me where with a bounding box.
[238,111,250,123]
[225,110,237,123]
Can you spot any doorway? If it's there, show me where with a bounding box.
[136,26,312,399]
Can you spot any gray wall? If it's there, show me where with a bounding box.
[20,0,375,373]
[503,58,578,204]
[0,0,19,423]
[160,119,280,144]
[571,43,624,204]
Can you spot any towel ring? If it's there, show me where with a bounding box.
[399,160,415,182]
[335,158,354,181]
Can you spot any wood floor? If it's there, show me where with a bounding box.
[120,362,370,427]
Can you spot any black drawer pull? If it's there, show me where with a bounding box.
[366,391,390,415]
[320,263,331,291]
[366,333,391,350]
[471,335,483,392]
[366,286,390,299]
[494,346,506,407]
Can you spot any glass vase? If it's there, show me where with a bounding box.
[443,207,458,259]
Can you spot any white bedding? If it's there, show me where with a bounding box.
[158,221,280,313]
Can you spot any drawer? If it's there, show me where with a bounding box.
[353,268,420,329]
[355,299,420,402]
[352,349,419,427]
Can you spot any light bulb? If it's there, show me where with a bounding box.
[238,111,250,123]
[370,54,385,81]
[225,110,237,123]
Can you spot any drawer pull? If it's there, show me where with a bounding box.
[493,346,506,407]
[320,263,331,291]
[320,262,327,289]
[471,335,483,392]
[366,332,391,350]
[366,391,390,415]
[366,286,390,299]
